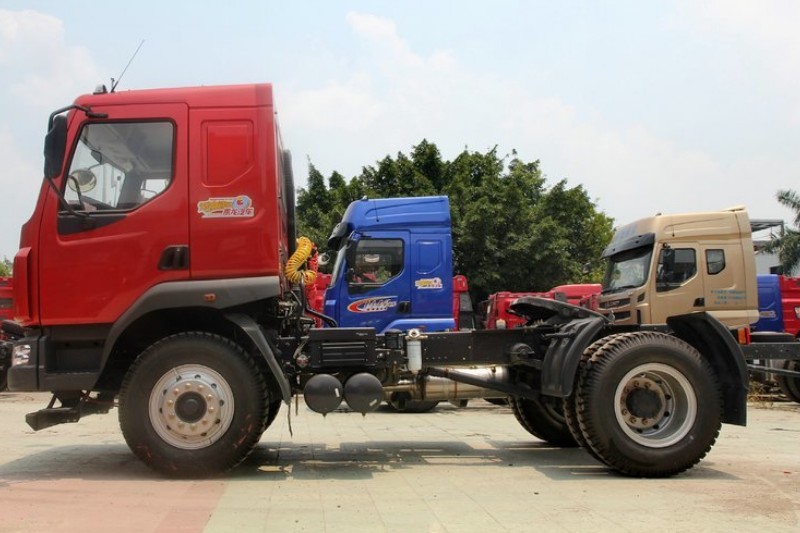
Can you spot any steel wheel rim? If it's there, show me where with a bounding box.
[148,364,234,450]
[613,363,697,448]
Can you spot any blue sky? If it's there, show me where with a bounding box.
[1,1,798,260]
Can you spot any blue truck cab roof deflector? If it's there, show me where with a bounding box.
[339,196,451,233]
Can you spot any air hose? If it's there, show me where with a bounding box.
[285,236,318,286]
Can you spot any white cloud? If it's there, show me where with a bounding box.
[0,9,101,110]
[282,9,798,230]
[675,0,800,121]
[281,74,384,132]
[0,9,103,259]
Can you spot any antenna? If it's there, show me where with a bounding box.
[110,40,145,93]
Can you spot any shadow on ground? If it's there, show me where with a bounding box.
[0,436,738,485]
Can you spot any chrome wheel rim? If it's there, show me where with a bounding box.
[613,363,697,448]
[148,364,234,450]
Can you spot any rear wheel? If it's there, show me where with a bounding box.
[386,397,440,413]
[576,332,721,477]
[563,337,611,462]
[510,394,578,447]
[266,399,282,428]
[119,332,270,477]
[776,359,800,403]
[484,397,509,406]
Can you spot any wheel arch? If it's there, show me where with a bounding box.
[666,312,748,426]
[95,277,283,392]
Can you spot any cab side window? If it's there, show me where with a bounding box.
[63,122,174,212]
[656,248,697,292]
[348,239,403,292]
[706,249,726,275]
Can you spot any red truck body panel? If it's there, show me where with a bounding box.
[0,277,12,322]
[779,275,800,337]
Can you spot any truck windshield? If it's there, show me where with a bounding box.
[602,246,653,294]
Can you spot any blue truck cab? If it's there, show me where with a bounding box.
[324,196,455,332]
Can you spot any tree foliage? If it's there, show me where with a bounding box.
[296,140,614,302]
[0,257,11,277]
[763,189,800,274]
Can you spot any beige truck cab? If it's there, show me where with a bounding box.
[598,206,759,328]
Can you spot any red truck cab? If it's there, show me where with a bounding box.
[7,84,294,391]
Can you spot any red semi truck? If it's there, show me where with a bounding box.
[3,82,784,478]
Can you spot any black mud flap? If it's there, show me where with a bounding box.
[225,313,292,405]
[509,296,608,398]
[539,316,607,397]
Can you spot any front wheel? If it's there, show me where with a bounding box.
[576,332,721,477]
[119,332,270,477]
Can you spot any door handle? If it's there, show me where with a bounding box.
[159,245,190,270]
[398,301,411,314]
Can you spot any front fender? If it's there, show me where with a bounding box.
[225,313,292,405]
[667,312,748,426]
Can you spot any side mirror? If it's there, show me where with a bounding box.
[43,114,68,179]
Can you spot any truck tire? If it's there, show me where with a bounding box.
[266,399,282,428]
[509,394,578,447]
[776,359,800,404]
[576,332,722,477]
[563,337,611,463]
[119,332,270,477]
[386,398,440,413]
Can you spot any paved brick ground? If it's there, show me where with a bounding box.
[0,393,798,532]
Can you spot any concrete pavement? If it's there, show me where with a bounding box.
[0,392,798,532]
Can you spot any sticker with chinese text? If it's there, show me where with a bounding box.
[197,195,255,218]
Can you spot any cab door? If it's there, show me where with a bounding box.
[650,244,704,324]
[336,235,409,331]
[38,103,189,325]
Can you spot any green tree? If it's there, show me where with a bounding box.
[0,257,11,277]
[763,189,800,274]
[296,163,337,248]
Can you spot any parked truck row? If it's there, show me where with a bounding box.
[2,83,800,480]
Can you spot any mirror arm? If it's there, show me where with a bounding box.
[48,105,108,130]
[44,175,90,219]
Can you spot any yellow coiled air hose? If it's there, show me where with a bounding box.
[285,236,318,286]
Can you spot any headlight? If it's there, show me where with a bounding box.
[12,344,31,366]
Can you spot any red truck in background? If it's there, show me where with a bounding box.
[482,284,601,329]
[0,277,12,322]
[0,277,12,389]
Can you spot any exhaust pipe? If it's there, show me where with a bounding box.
[384,367,510,402]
